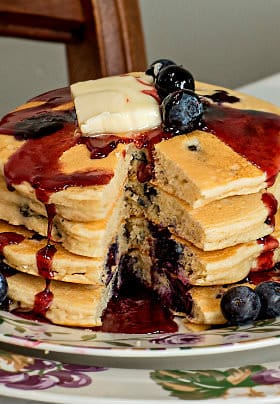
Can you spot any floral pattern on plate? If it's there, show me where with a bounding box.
[2,348,280,402]
[151,366,280,400]
[0,349,107,390]
[1,311,280,357]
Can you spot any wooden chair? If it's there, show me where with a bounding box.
[0,0,147,83]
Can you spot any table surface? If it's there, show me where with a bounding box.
[1,73,280,404]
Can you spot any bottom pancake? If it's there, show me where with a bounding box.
[6,271,116,327]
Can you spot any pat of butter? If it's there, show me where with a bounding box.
[71,73,161,137]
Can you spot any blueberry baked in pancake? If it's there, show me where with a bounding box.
[0,60,280,329]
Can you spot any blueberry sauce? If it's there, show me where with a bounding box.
[33,279,53,317]
[248,265,280,285]
[262,193,278,226]
[203,104,280,187]
[0,87,73,137]
[203,90,240,104]
[258,234,280,252]
[149,222,192,314]
[1,84,280,329]
[254,251,275,272]
[93,262,178,334]
[80,128,171,182]
[36,244,57,280]
[94,293,177,334]
[0,232,25,256]
[251,234,280,272]
[3,124,114,204]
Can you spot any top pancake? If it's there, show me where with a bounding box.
[0,80,279,215]
[0,93,129,222]
[153,81,280,208]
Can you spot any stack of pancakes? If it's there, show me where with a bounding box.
[0,77,280,328]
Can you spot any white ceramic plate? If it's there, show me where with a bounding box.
[1,311,280,359]
[1,345,280,403]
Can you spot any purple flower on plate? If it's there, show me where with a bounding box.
[223,333,251,343]
[252,368,280,385]
[0,356,108,391]
[150,333,203,345]
[25,358,57,371]
[5,374,60,390]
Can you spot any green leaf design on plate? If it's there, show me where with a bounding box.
[151,365,264,400]
[14,326,26,333]
[103,340,134,347]
[81,334,97,341]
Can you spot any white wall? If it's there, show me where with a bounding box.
[141,0,280,88]
[0,0,279,116]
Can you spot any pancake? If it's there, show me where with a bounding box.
[1,71,280,328]
[121,214,280,287]
[7,271,113,327]
[0,195,123,258]
[153,131,266,208]
[0,221,117,285]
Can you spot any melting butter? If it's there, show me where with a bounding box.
[71,73,161,137]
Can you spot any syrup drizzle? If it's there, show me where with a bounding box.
[4,124,114,204]
[36,244,57,280]
[0,232,25,256]
[249,234,280,273]
[262,193,278,226]
[248,265,280,285]
[33,279,53,317]
[257,234,280,252]
[203,104,280,186]
[1,86,280,328]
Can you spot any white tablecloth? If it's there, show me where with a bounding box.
[237,72,280,106]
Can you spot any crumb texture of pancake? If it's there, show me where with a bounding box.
[153,131,266,208]
[1,76,280,328]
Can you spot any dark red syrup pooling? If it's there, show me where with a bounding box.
[203,90,240,104]
[248,265,280,285]
[92,282,178,334]
[203,104,280,187]
[3,124,114,204]
[95,295,177,334]
[0,232,25,256]
[14,289,178,333]
[80,128,172,183]
[2,85,280,331]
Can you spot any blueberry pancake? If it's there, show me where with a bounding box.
[0,64,280,328]
[7,271,113,327]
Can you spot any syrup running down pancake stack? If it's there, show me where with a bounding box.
[0,61,280,328]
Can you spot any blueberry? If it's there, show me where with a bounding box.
[161,89,203,135]
[220,286,261,325]
[145,59,177,80]
[155,65,195,99]
[255,281,280,319]
[0,273,8,305]
[14,110,76,140]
